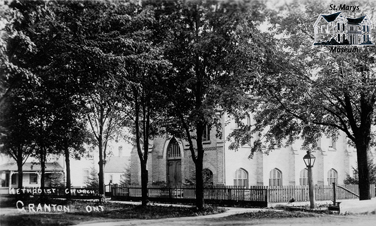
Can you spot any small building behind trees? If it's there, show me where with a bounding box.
[0,140,131,194]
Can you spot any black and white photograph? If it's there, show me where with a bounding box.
[0,0,375,225]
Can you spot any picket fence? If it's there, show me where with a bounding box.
[111,184,375,203]
[262,184,375,202]
[111,185,267,202]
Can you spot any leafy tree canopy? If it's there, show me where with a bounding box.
[229,0,376,200]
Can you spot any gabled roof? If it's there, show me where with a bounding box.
[313,12,341,28]
[104,156,130,173]
[322,12,341,22]
[347,16,366,25]
[0,162,64,172]
[314,12,370,28]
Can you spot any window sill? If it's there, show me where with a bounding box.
[202,140,211,145]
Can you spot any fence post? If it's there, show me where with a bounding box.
[112,184,116,196]
[332,182,336,205]
[265,189,268,203]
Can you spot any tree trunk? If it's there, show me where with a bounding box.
[64,144,71,201]
[195,123,205,210]
[195,159,204,209]
[98,143,104,196]
[354,96,372,201]
[16,151,24,201]
[346,93,373,200]
[356,142,371,200]
[16,149,23,190]
[133,87,149,207]
[141,163,148,206]
[40,148,46,203]
[17,163,23,191]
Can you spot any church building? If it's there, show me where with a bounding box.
[130,113,374,187]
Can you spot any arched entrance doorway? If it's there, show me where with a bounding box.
[167,138,181,187]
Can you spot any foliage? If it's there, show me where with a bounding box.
[45,172,65,188]
[0,1,40,109]
[229,0,376,200]
[344,162,376,185]
[37,0,135,195]
[150,0,267,209]
[184,168,214,187]
[0,89,35,163]
[1,0,92,197]
[1,0,63,196]
[85,167,99,190]
[120,165,131,186]
[98,0,173,206]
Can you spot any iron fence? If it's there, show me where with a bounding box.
[110,184,375,203]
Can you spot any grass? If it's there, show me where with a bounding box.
[0,214,80,226]
[0,199,333,226]
[68,202,225,219]
[0,200,225,226]
[223,210,320,220]
[271,203,334,214]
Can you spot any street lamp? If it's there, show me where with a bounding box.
[303,150,316,209]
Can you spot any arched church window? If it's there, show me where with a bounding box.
[327,168,338,185]
[167,138,182,186]
[299,168,308,186]
[203,168,213,186]
[167,138,180,159]
[269,168,282,187]
[234,168,248,187]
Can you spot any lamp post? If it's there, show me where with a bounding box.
[303,150,316,209]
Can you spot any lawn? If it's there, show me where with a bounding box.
[1,199,336,226]
[0,200,225,226]
[223,210,319,220]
